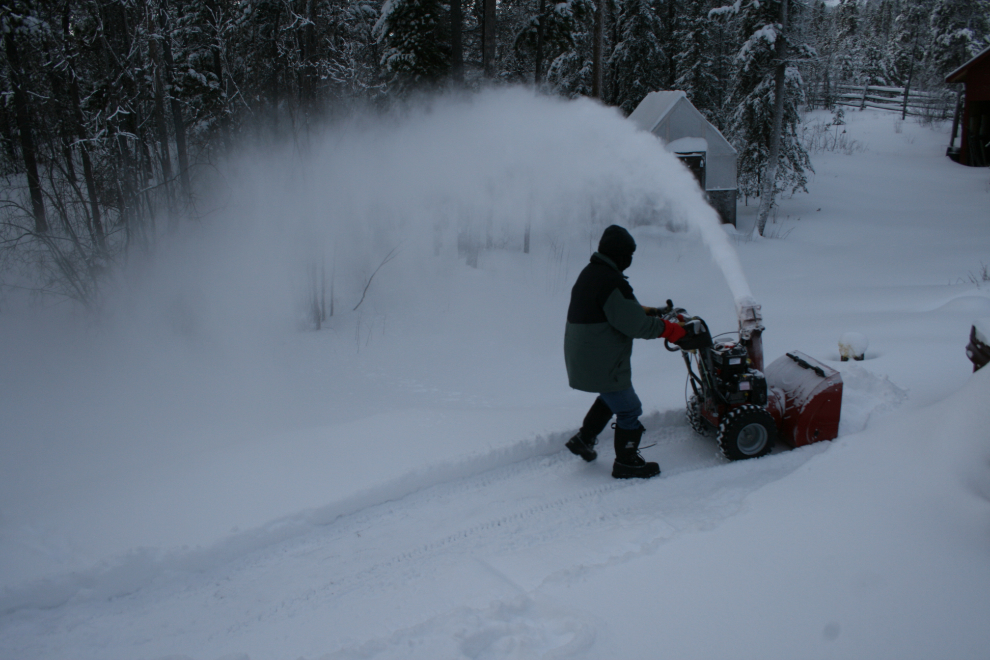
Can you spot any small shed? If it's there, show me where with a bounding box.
[628,91,737,225]
[946,46,990,167]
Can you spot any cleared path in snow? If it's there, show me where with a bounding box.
[0,410,829,660]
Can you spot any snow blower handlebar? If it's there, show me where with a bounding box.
[652,301,713,353]
[642,299,676,317]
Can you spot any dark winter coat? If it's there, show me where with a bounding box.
[564,253,663,393]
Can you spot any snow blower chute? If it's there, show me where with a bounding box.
[657,301,843,460]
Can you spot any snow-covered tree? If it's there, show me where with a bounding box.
[885,0,930,89]
[715,0,813,215]
[673,0,723,126]
[860,38,889,86]
[832,0,862,84]
[544,0,595,98]
[609,0,665,115]
[514,0,592,86]
[168,0,234,154]
[730,67,811,197]
[833,0,858,44]
[869,0,898,43]
[928,0,990,77]
[853,3,898,87]
[374,0,450,92]
[801,0,837,109]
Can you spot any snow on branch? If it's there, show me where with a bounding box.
[735,24,781,65]
[709,0,743,19]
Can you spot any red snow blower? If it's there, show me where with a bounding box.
[658,301,843,460]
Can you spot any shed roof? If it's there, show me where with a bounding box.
[946,45,990,84]
[627,90,736,157]
[627,91,687,134]
[627,90,737,192]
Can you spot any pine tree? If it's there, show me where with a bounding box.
[928,0,990,77]
[802,0,836,109]
[834,0,858,44]
[870,0,897,44]
[513,0,591,86]
[545,0,596,98]
[832,0,861,85]
[375,0,451,92]
[716,0,813,214]
[673,0,722,125]
[885,0,929,89]
[860,38,888,86]
[609,0,665,115]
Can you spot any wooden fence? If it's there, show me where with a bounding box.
[808,83,955,120]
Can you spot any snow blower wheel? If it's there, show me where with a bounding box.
[686,394,713,437]
[717,404,776,461]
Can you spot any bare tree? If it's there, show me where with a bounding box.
[3,23,47,234]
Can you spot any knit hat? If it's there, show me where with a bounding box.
[598,225,636,271]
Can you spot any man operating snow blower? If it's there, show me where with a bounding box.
[564,225,687,479]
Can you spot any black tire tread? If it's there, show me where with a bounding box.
[686,394,714,437]
[717,404,776,461]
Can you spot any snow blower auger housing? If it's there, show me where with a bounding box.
[658,301,843,461]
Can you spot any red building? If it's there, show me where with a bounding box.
[946,46,990,167]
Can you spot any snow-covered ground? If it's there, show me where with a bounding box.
[1,92,989,659]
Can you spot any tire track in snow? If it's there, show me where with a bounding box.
[344,477,627,582]
[287,426,827,660]
[205,420,776,608]
[0,414,829,660]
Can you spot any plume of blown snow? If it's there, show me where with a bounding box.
[110,87,753,338]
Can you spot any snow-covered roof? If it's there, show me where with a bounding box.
[946,45,990,84]
[665,137,708,154]
[627,90,737,191]
[627,91,687,134]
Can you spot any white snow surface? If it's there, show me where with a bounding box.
[974,317,990,346]
[663,136,708,154]
[1,93,989,660]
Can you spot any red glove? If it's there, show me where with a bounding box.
[660,320,686,343]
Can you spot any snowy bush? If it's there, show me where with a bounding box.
[802,118,865,155]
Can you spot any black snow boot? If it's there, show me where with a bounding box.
[612,424,661,479]
[566,397,613,462]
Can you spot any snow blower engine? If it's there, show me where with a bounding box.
[656,301,843,460]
